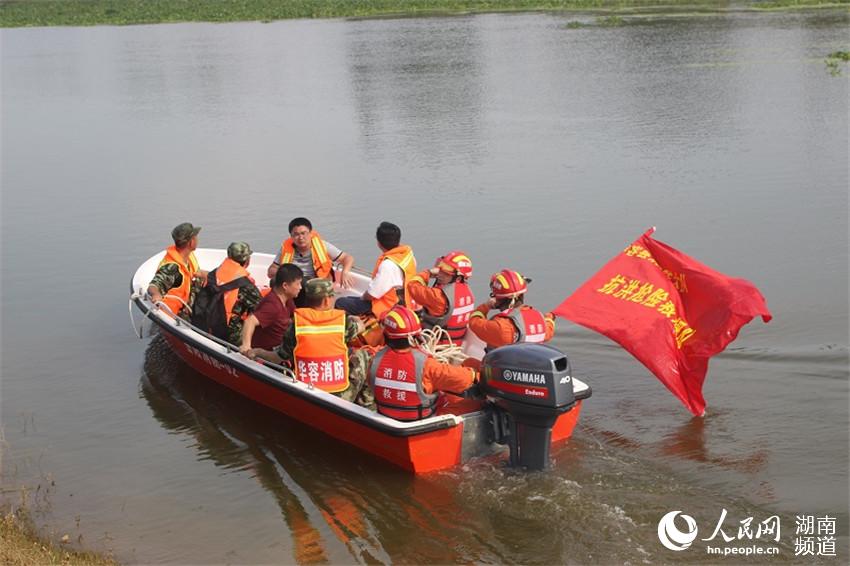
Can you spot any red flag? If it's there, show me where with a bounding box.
[553,228,772,416]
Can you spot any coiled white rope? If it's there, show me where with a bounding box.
[417,325,469,365]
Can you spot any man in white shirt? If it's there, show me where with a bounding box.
[336,222,416,317]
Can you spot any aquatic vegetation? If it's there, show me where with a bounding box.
[825,49,850,75]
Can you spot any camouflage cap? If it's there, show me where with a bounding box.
[171,222,201,246]
[304,277,334,299]
[227,241,253,264]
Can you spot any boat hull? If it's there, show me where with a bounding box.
[162,330,467,472]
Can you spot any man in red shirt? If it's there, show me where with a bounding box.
[240,264,303,352]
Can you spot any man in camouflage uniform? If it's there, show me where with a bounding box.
[221,242,263,346]
[148,222,208,319]
[248,278,374,410]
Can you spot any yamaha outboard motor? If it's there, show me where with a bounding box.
[480,343,575,470]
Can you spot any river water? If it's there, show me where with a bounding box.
[2,9,848,564]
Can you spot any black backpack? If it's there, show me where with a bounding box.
[191,267,253,339]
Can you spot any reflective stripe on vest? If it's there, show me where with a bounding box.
[369,348,436,421]
[293,308,349,393]
[215,258,253,324]
[420,281,475,345]
[280,231,332,278]
[157,246,199,316]
[497,306,548,344]
[370,245,417,317]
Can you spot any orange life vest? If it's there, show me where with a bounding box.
[369,348,437,421]
[370,245,417,318]
[293,308,349,393]
[215,258,254,324]
[280,231,332,278]
[157,246,199,316]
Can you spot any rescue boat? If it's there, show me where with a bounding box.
[130,249,591,473]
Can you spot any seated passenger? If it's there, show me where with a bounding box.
[336,221,417,318]
[369,306,478,421]
[267,217,355,304]
[408,251,475,346]
[191,242,261,346]
[468,269,555,355]
[247,279,374,409]
[240,263,303,354]
[147,222,208,318]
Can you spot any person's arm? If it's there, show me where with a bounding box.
[324,241,355,289]
[336,252,356,289]
[147,263,181,302]
[267,250,283,279]
[274,325,297,365]
[344,314,363,345]
[246,347,284,364]
[544,312,556,341]
[468,302,516,348]
[240,314,260,354]
[407,269,448,316]
[147,285,163,303]
[422,357,477,395]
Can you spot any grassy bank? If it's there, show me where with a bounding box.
[0,0,847,27]
[1,509,119,566]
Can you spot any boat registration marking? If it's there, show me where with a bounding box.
[185,343,239,377]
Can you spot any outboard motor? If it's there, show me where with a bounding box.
[480,343,575,470]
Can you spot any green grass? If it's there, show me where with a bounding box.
[753,0,848,9]
[1,506,119,566]
[825,49,850,75]
[0,0,847,27]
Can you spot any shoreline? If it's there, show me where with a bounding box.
[1,508,119,566]
[1,1,848,28]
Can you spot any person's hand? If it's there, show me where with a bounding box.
[194,271,208,286]
[243,348,258,360]
[148,290,162,303]
[429,267,441,277]
[487,297,498,309]
[339,270,355,289]
[239,344,252,356]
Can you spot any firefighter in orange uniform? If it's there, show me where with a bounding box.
[147,222,208,318]
[407,251,475,346]
[369,306,478,421]
[336,221,417,318]
[468,269,556,354]
[248,279,373,409]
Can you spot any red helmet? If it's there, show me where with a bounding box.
[381,305,423,339]
[436,250,473,279]
[489,269,528,299]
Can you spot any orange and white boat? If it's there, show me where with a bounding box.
[130,248,591,473]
